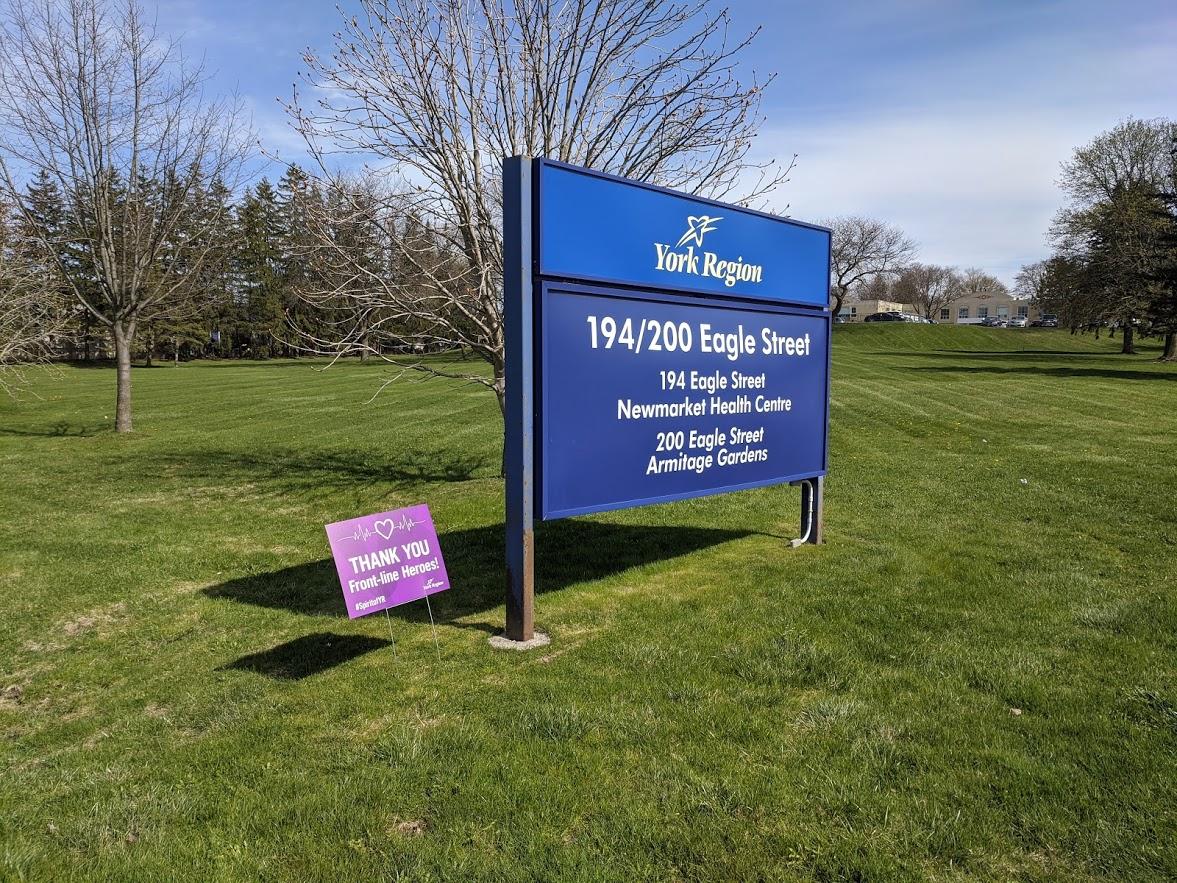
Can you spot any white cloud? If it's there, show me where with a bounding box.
[750,10,1177,284]
[757,108,1089,281]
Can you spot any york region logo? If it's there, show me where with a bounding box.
[675,215,722,248]
[655,215,764,288]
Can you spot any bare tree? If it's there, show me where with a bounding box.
[826,216,916,316]
[0,194,66,395]
[958,267,1008,297]
[893,263,964,321]
[0,0,252,431]
[1014,260,1050,301]
[285,0,792,421]
[1058,117,1173,207]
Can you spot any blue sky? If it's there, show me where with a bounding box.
[157,0,1176,285]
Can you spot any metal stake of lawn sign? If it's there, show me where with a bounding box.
[325,504,450,660]
[384,608,396,656]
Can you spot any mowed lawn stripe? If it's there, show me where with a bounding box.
[0,327,1174,881]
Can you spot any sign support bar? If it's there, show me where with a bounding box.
[790,477,824,546]
[803,476,824,544]
[503,156,535,642]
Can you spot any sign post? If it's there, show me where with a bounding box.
[501,157,832,646]
[503,157,536,642]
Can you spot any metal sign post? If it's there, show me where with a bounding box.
[503,156,535,642]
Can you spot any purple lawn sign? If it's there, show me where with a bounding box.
[325,504,450,619]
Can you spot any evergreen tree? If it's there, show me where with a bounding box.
[20,171,89,358]
[233,179,285,357]
[1049,118,1175,354]
[1144,138,1177,360]
[277,165,322,356]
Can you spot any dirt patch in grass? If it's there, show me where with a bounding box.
[389,818,428,838]
[61,602,127,638]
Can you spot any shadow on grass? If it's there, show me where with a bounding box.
[203,520,751,627]
[218,632,391,680]
[909,364,1175,381]
[0,421,107,438]
[61,360,178,369]
[173,360,346,369]
[152,447,490,490]
[189,358,481,368]
[867,349,1112,358]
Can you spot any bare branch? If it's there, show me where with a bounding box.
[0,0,254,428]
[283,0,788,416]
[825,215,917,316]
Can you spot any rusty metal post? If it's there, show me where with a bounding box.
[503,156,535,641]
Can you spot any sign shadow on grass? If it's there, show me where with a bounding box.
[218,632,391,680]
[908,364,1176,381]
[203,520,752,629]
[149,447,489,492]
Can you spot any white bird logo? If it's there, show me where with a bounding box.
[675,215,722,248]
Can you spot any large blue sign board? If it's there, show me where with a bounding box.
[501,157,831,640]
[530,159,831,520]
[540,283,829,518]
[538,162,830,307]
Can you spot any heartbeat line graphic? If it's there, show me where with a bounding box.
[348,513,420,543]
[675,214,722,249]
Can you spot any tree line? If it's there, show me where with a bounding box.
[0,166,445,360]
[0,0,782,438]
[825,215,1009,321]
[1016,117,1177,359]
[2,0,1173,440]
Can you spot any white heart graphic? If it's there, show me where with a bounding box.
[373,519,395,540]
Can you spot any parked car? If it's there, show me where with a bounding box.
[980,316,1005,327]
[863,311,905,322]
[1040,314,1058,328]
[1008,316,1028,328]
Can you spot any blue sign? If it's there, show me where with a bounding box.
[540,283,829,518]
[502,156,830,639]
[537,160,831,307]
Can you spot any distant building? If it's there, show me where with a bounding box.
[837,299,910,322]
[939,291,1039,324]
[839,291,1041,324]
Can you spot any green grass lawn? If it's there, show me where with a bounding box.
[1,326,1175,881]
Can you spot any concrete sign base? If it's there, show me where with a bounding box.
[488,632,552,652]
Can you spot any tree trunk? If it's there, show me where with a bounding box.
[145,329,154,367]
[112,322,134,432]
[1162,331,1176,362]
[1121,325,1135,355]
[174,336,180,367]
[494,361,507,478]
[831,290,846,320]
